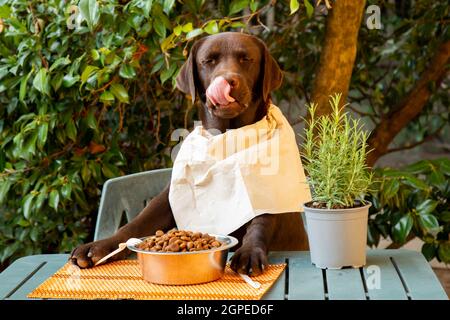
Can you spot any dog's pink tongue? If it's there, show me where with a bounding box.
[206,76,235,106]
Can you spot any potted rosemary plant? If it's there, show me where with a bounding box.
[301,93,373,269]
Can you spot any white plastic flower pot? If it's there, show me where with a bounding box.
[303,202,371,269]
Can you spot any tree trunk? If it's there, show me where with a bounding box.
[366,40,450,167]
[311,0,367,117]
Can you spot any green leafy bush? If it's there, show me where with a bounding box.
[366,158,450,263]
[301,93,373,209]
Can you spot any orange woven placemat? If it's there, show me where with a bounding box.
[27,260,285,300]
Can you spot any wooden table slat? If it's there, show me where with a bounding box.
[389,250,447,300]
[288,254,325,300]
[8,256,69,300]
[325,268,367,300]
[0,258,43,300]
[264,253,288,300]
[363,250,408,300]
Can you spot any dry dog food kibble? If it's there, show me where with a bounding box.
[137,229,223,252]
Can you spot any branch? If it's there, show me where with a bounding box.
[0,143,75,179]
[386,122,446,153]
[346,104,377,124]
[366,40,450,167]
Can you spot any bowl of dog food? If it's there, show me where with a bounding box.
[127,229,238,285]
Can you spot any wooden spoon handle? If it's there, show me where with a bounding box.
[94,243,126,266]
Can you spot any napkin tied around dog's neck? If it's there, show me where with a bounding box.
[169,104,311,235]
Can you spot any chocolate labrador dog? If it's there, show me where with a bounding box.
[70,32,308,275]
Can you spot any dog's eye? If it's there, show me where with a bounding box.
[240,57,252,63]
[202,59,215,65]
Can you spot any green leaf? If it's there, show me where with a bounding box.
[437,243,450,263]
[367,223,380,247]
[110,83,129,103]
[290,0,300,15]
[100,90,115,104]
[91,49,100,61]
[163,0,175,14]
[81,65,99,85]
[101,163,116,179]
[30,228,39,242]
[62,74,80,88]
[436,158,450,176]
[250,0,258,12]
[66,119,77,142]
[230,22,246,29]
[119,64,136,79]
[416,199,438,216]
[51,73,64,92]
[8,17,26,33]
[32,68,49,95]
[79,0,100,31]
[23,131,38,159]
[304,0,314,17]
[186,28,203,40]
[0,5,12,18]
[89,160,102,181]
[61,183,72,200]
[49,189,60,211]
[173,25,183,36]
[19,69,34,102]
[402,174,429,190]
[154,16,167,38]
[22,194,34,219]
[182,22,193,33]
[160,63,177,84]
[418,214,440,233]
[142,0,153,17]
[204,20,219,35]
[404,160,430,174]
[37,123,48,150]
[49,57,71,72]
[382,178,399,201]
[0,150,5,172]
[151,58,165,74]
[1,242,20,263]
[429,170,446,191]
[81,163,91,184]
[16,218,30,227]
[392,214,413,243]
[439,211,450,223]
[86,108,97,130]
[35,185,48,210]
[229,0,249,15]
[0,180,12,204]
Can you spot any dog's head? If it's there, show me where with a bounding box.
[176,32,283,119]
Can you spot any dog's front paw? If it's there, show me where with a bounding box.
[70,238,126,268]
[230,245,268,276]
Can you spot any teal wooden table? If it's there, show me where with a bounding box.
[0,249,447,300]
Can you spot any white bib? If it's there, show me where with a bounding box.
[168,104,311,235]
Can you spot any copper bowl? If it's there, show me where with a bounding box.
[127,234,238,285]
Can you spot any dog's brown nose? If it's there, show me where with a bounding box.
[222,75,240,89]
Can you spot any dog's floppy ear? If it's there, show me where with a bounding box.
[257,39,283,102]
[176,40,203,103]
